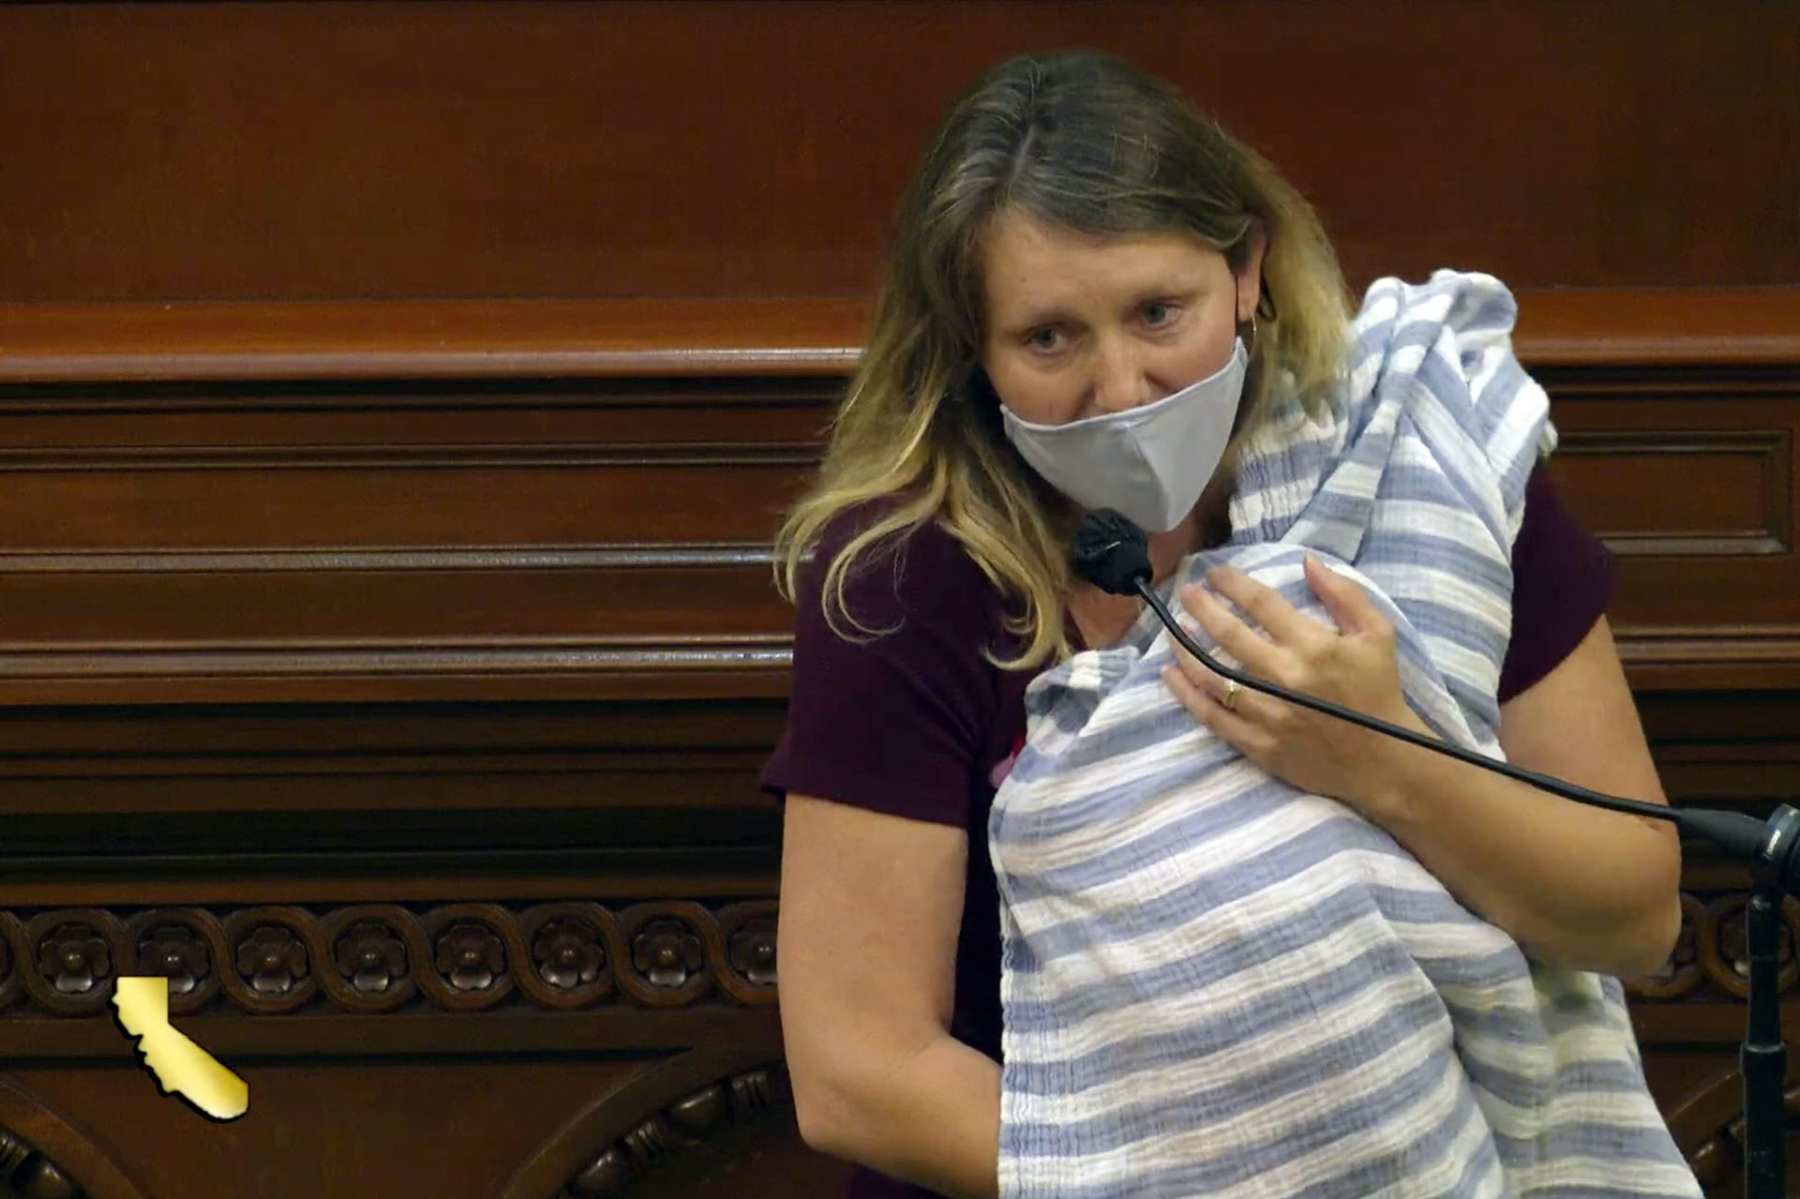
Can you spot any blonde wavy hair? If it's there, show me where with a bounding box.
[775,51,1354,670]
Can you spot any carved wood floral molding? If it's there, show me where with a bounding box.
[0,888,1779,1022]
[0,900,776,1018]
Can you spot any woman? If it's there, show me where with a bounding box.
[765,52,1682,1199]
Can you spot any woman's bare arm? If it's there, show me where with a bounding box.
[779,794,1001,1199]
[1480,616,1683,972]
[1361,617,1682,975]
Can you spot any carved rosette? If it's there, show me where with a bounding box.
[122,908,229,1016]
[1703,892,1800,998]
[1623,891,1800,1004]
[317,905,428,1013]
[0,1121,84,1198]
[516,902,621,1010]
[713,901,777,1005]
[219,907,321,1014]
[616,903,717,1008]
[22,910,128,1016]
[560,1065,793,1198]
[419,903,523,1011]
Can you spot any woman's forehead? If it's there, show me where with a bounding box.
[979,210,1227,323]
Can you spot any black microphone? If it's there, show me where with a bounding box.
[1071,506,1800,1199]
[1067,509,1800,890]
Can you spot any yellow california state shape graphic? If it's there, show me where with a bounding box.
[111,976,250,1121]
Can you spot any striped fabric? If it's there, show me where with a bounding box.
[988,272,1700,1198]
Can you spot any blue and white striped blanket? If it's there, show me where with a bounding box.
[988,272,1699,1198]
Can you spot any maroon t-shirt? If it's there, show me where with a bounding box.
[762,465,1613,1199]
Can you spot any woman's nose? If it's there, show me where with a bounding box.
[1089,337,1151,415]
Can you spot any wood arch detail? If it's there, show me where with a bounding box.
[0,1078,149,1199]
[503,1046,810,1199]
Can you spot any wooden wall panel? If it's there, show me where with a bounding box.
[2,1010,830,1198]
[0,370,841,703]
[1539,379,1800,683]
[3,317,1796,1196]
[9,1056,669,1199]
[1554,432,1790,554]
[1,3,1797,1196]
[4,290,1796,704]
[1,1,1795,302]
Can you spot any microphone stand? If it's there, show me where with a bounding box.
[1070,511,1796,1198]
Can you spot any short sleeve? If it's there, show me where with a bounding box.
[1498,464,1616,703]
[761,510,1008,828]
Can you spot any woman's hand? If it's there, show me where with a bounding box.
[1164,558,1682,975]
[1161,555,1427,818]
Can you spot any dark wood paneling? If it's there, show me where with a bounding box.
[1,2,1795,303]
[0,4,1795,1195]
[1,288,1795,704]
[4,1050,839,1199]
[1513,289,1800,369]
[1540,376,1800,693]
[10,1057,659,1197]
[0,329,1792,1196]
[0,299,867,383]
[1642,692,1800,817]
[3,286,1799,384]
[0,700,788,895]
[0,897,818,1197]
[1554,432,1790,555]
[0,373,834,702]
[0,456,810,548]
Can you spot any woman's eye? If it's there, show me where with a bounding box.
[1024,327,1064,352]
[1142,301,1180,328]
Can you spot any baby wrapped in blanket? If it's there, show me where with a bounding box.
[988,272,1701,1198]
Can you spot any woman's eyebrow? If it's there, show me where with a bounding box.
[1124,283,1201,309]
[1000,276,1207,334]
[1001,303,1080,334]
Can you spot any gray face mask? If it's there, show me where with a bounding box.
[999,338,1248,532]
